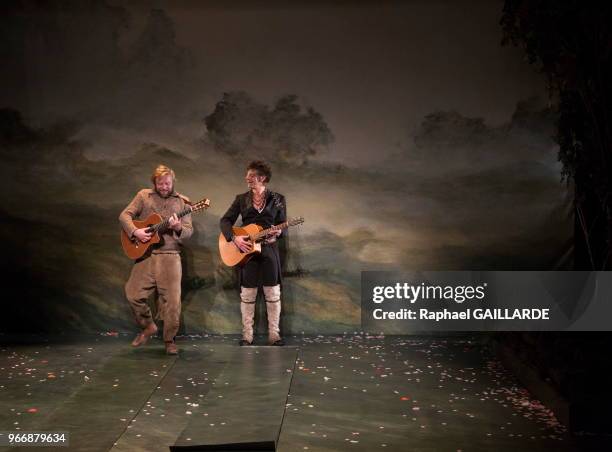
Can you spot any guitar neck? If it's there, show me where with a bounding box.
[150,206,192,233]
[253,221,291,240]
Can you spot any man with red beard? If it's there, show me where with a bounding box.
[119,164,193,355]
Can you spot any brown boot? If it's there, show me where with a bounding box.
[165,341,178,355]
[131,322,158,347]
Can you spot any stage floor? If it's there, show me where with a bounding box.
[0,334,598,451]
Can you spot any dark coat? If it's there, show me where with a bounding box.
[220,190,287,242]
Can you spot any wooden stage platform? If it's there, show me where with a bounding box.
[0,334,595,451]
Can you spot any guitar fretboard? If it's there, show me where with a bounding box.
[149,206,193,233]
[251,219,302,240]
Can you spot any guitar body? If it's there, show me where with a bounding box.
[120,213,162,260]
[120,197,210,260]
[218,224,263,267]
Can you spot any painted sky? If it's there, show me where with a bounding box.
[163,0,548,165]
[4,0,547,166]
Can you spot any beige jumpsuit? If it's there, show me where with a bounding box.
[119,189,193,342]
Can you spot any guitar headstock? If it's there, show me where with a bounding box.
[191,198,211,212]
[288,216,304,226]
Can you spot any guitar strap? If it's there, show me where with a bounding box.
[176,192,192,206]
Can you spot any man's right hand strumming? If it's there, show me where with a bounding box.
[233,235,253,253]
[134,228,153,243]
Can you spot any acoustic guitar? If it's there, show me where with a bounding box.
[218,217,304,267]
[121,198,211,259]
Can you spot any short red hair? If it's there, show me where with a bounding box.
[151,164,176,184]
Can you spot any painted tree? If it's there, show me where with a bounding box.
[204,92,333,165]
[501,0,612,269]
[204,91,268,157]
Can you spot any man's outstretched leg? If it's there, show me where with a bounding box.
[125,258,158,347]
[157,254,182,355]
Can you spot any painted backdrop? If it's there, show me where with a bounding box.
[1,0,570,334]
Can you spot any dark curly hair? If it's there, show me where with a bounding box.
[247,160,272,183]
